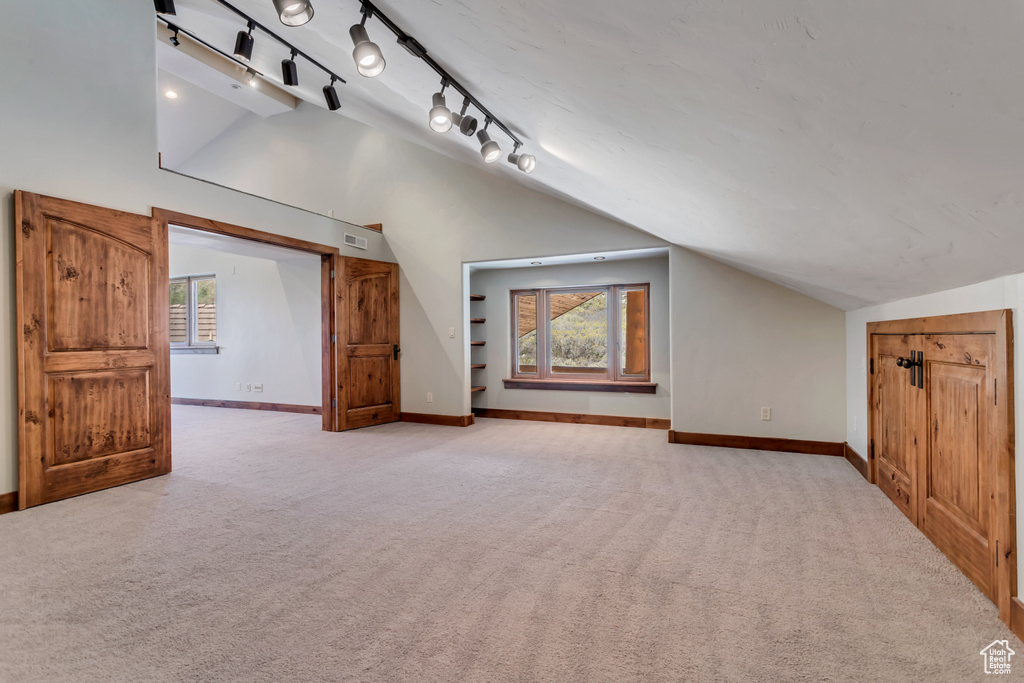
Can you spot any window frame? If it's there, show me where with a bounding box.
[508,283,652,389]
[170,274,218,350]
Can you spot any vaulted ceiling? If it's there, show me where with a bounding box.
[164,0,1024,309]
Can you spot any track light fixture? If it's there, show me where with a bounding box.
[428,81,452,133]
[272,0,314,27]
[154,0,176,15]
[477,120,501,163]
[450,98,478,137]
[507,142,537,174]
[323,76,342,111]
[349,8,385,78]
[282,49,299,86]
[168,26,181,47]
[246,68,259,87]
[234,21,255,62]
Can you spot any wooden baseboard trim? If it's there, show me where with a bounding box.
[1010,597,1024,642]
[0,491,18,515]
[401,412,475,427]
[844,443,870,481]
[473,408,670,430]
[171,398,322,415]
[667,430,844,456]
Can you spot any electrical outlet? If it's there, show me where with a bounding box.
[760,407,771,421]
[235,382,242,391]
[254,384,263,393]
[449,327,456,338]
[427,392,433,403]
[246,383,252,392]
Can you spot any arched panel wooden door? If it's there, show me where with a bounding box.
[336,257,400,430]
[15,191,171,509]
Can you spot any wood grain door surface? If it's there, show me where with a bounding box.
[15,192,171,509]
[337,257,400,430]
[870,330,1001,602]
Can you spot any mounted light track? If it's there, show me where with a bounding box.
[272,0,314,27]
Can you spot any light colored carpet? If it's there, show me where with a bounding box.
[0,406,1018,682]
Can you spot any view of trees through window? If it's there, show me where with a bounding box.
[549,293,607,372]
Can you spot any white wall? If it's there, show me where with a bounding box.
[670,246,847,441]
[845,273,1024,589]
[468,257,670,419]
[171,102,668,418]
[169,244,321,407]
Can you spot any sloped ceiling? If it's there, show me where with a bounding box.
[164,0,1024,309]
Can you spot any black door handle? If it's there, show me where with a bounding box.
[896,352,923,388]
[393,344,400,360]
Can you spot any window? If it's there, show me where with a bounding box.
[508,284,653,392]
[170,275,217,352]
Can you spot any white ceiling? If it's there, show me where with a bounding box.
[162,0,1024,309]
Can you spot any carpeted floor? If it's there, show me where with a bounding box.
[0,406,1019,682]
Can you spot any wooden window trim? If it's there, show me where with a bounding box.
[509,283,652,388]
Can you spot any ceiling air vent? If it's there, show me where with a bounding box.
[344,233,368,250]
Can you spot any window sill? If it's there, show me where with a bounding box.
[503,378,657,394]
[171,346,219,355]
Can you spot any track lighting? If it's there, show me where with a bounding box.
[450,98,478,136]
[169,27,180,47]
[477,122,501,163]
[428,85,452,133]
[154,0,176,15]
[282,49,299,86]
[323,76,342,111]
[349,11,385,78]
[234,22,255,62]
[507,143,537,174]
[246,68,259,87]
[272,0,314,27]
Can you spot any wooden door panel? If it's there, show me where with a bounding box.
[337,257,399,430]
[927,364,986,534]
[873,338,916,522]
[47,220,150,350]
[16,192,170,509]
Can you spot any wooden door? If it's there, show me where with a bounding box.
[917,333,999,601]
[15,192,171,509]
[336,257,400,430]
[868,311,1015,621]
[871,334,916,521]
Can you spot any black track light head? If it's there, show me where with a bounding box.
[450,98,478,136]
[169,27,180,47]
[273,0,314,27]
[154,0,176,15]
[234,22,255,62]
[323,76,342,111]
[282,50,299,86]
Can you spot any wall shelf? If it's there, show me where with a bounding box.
[471,341,486,346]
[470,294,486,301]
[470,318,486,323]
[471,363,486,369]
[471,386,486,393]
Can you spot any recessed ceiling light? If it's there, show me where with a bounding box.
[164,89,178,99]
[531,262,542,265]
[594,256,606,260]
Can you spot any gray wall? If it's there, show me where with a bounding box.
[169,244,322,407]
[468,257,670,419]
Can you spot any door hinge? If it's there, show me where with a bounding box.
[869,358,874,375]
[869,439,875,460]
[995,378,998,406]
[997,539,999,567]
[330,269,336,279]
[331,334,337,343]
[332,398,337,407]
